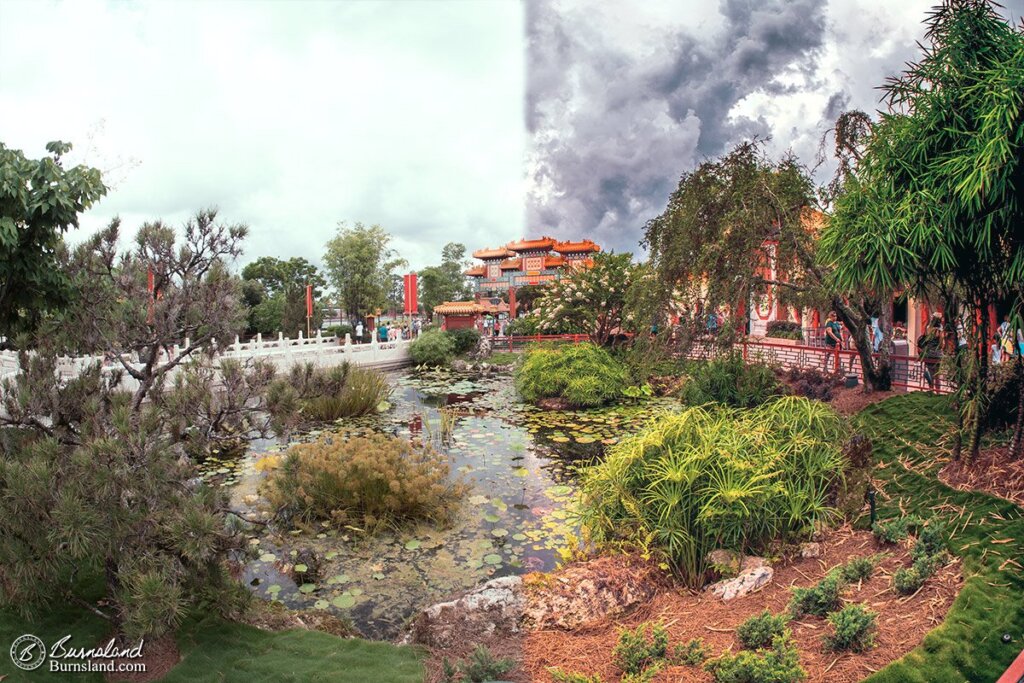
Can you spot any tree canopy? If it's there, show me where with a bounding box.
[323,222,407,321]
[241,256,326,336]
[0,141,107,336]
[418,242,470,314]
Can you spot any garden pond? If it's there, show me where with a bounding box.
[199,369,679,640]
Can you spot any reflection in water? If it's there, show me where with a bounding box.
[217,370,676,640]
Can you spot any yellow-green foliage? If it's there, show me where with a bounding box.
[270,363,391,426]
[263,433,467,531]
[515,342,629,407]
[578,397,848,587]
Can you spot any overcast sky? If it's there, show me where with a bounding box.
[2,0,1021,270]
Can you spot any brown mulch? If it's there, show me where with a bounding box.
[424,630,527,683]
[829,386,899,416]
[519,526,961,683]
[939,444,1024,507]
[100,635,179,683]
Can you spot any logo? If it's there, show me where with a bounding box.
[10,634,46,671]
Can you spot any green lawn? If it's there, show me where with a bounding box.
[856,392,1024,683]
[0,577,425,682]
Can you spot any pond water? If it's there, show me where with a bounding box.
[201,369,677,640]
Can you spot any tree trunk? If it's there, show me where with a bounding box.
[967,303,990,460]
[832,297,892,392]
[1011,353,1024,460]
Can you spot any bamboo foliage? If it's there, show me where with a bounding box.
[578,397,848,587]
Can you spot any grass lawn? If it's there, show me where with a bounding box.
[0,577,425,682]
[857,392,1024,682]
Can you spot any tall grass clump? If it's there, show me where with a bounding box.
[680,352,783,408]
[578,396,848,587]
[515,342,629,408]
[268,362,391,427]
[262,432,468,532]
[410,329,457,367]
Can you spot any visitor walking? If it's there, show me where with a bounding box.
[918,316,943,390]
[823,311,842,372]
[991,333,1003,365]
[377,322,388,343]
[355,321,364,343]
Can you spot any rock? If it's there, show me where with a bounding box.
[800,542,821,558]
[400,575,524,648]
[707,562,774,601]
[450,359,471,372]
[470,336,493,360]
[522,556,665,631]
[536,397,572,411]
[707,549,742,576]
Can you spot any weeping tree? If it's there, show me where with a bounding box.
[820,0,1024,459]
[0,210,288,638]
[643,141,893,390]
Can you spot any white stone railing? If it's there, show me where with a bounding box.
[0,331,413,391]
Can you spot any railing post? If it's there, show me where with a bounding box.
[256,333,262,351]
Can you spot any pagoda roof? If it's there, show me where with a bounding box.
[553,239,601,254]
[507,236,557,252]
[499,258,521,271]
[463,265,486,277]
[544,254,566,268]
[472,246,515,260]
[434,301,483,315]
[480,300,510,313]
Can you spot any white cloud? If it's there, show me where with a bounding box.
[0,0,526,271]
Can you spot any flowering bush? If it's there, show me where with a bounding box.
[532,252,635,344]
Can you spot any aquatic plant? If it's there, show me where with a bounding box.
[680,353,784,408]
[267,362,391,427]
[410,329,457,367]
[515,342,629,408]
[578,397,848,587]
[263,432,467,532]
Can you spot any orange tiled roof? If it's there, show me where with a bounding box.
[544,255,566,268]
[464,265,486,277]
[507,236,557,252]
[480,300,510,313]
[499,258,522,271]
[434,301,483,315]
[472,246,514,260]
[553,239,601,254]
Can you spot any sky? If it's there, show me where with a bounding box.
[2,0,1022,270]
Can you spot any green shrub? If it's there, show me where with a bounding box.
[704,632,806,683]
[680,353,783,408]
[410,329,457,367]
[911,518,947,560]
[515,342,629,408]
[670,638,709,666]
[872,516,918,544]
[766,320,803,340]
[834,554,881,583]
[823,604,877,652]
[458,645,515,683]
[508,315,541,336]
[789,573,843,618]
[549,669,603,683]
[579,396,848,587]
[893,567,924,594]
[327,323,354,339]
[261,432,468,531]
[445,327,481,355]
[613,622,669,674]
[268,363,391,425]
[737,611,789,650]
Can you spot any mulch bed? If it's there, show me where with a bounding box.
[520,526,961,683]
[828,386,899,416]
[939,445,1024,507]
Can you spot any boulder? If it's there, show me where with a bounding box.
[706,560,773,601]
[522,556,665,631]
[470,336,493,360]
[401,575,524,648]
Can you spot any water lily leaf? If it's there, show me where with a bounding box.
[373,573,385,580]
[332,594,356,608]
[294,564,308,573]
[483,553,502,565]
[484,513,501,523]
[298,583,317,594]
[491,529,508,538]
[267,584,281,594]
[258,553,276,562]
[404,539,421,550]
[327,574,350,585]
[314,599,329,610]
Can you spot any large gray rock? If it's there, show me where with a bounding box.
[707,559,773,601]
[401,575,524,647]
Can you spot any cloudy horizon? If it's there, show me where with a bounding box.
[2,0,1021,271]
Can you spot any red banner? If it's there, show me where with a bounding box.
[403,273,418,315]
[305,284,313,318]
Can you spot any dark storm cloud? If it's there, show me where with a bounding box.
[525,0,830,253]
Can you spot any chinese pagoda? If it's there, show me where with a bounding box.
[434,236,601,331]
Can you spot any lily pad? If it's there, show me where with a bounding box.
[404,539,421,550]
[258,553,276,562]
[298,583,317,594]
[294,564,308,573]
[332,594,356,608]
[483,553,503,565]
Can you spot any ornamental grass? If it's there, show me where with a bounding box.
[578,396,848,587]
[262,432,467,532]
